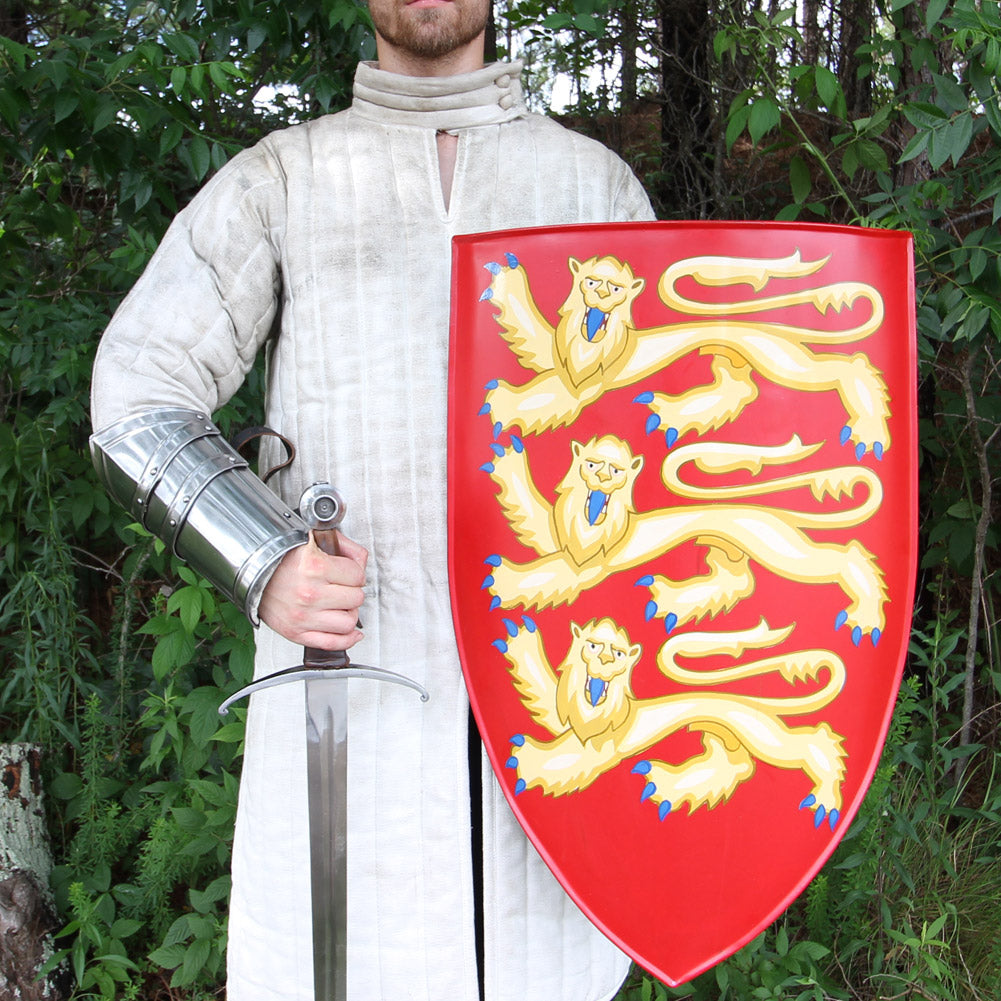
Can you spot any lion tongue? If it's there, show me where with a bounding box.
[587,489,607,525]
[587,676,607,707]
[585,307,607,341]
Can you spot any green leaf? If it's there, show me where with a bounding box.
[815,66,842,114]
[171,806,207,832]
[53,91,79,123]
[148,942,187,970]
[170,65,186,95]
[925,0,949,29]
[898,129,930,164]
[932,73,969,113]
[163,33,200,63]
[748,97,781,144]
[789,155,811,203]
[174,937,212,986]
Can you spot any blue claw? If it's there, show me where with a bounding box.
[645,413,662,435]
[485,379,499,390]
[873,442,884,461]
[510,434,524,453]
[814,804,827,828]
[828,809,840,831]
[490,442,505,457]
[479,462,495,473]
[665,427,678,448]
[634,390,655,404]
[485,554,502,566]
[872,628,881,647]
[505,756,518,769]
[658,801,672,821]
[489,596,501,611]
[502,618,518,637]
[522,616,537,633]
[799,794,816,810]
[484,261,501,275]
[514,779,526,795]
[855,442,866,460]
[477,403,491,415]
[664,613,678,635]
[505,252,519,269]
[479,288,493,301]
[840,425,852,446]
[510,734,525,746]
[641,782,657,802]
[835,609,848,630]
[644,600,658,622]
[491,638,508,652]
[635,574,655,587]
[631,760,652,775]
[481,575,494,589]
[493,421,503,440]
[851,626,862,647]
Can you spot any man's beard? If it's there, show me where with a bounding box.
[372,2,489,60]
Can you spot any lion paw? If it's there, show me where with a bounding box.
[631,761,674,821]
[633,391,680,449]
[490,615,537,653]
[506,733,529,795]
[479,432,524,472]
[799,792,840,831]
[839,424,886,462]
[835,607,882,647]
[635,576,679,633]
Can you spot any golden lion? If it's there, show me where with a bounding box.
[479,250,890,456]
[482,433,886,642]
[497,616,847,828]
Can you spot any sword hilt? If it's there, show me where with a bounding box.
[299,483,352,671]
[218,482,430,716]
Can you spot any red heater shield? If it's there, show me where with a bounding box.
[447,222,917,986]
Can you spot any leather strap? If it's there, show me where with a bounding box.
[232,425,296,484]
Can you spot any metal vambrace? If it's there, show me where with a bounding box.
[90,408,309,621]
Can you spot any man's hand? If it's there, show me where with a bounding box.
[258,531,368,650]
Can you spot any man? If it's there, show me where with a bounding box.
[90,2,654,998]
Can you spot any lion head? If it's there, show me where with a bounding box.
[553,435,643,565]
[555,618,641,745]
[555,256,645,388]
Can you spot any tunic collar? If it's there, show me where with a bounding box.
[351,60,527,130]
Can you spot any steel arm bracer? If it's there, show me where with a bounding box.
[90,408,308,620]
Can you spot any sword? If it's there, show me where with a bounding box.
[219,483,429,1001]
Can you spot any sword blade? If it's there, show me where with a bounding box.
[305,676,348,1001]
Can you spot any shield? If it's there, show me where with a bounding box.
[447,222,916,986]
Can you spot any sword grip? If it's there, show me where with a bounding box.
[300,483,352,671]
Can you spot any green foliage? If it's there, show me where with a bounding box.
[0,2,368,996]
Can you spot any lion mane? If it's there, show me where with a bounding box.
[555,618,641,745]
[554,256,645,390]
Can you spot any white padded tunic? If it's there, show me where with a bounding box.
[91,60,654,1001]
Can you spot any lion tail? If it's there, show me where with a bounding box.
[658,251,884,342]
[657,619,846,714]
[662,438,884,526]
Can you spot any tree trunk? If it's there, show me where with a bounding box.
[0,745,69,1001]
[657,0,715,216]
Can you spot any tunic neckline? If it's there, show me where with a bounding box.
[351,60,528,131]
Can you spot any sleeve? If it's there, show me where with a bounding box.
[610,154,656,223]
[91,140,288,432]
